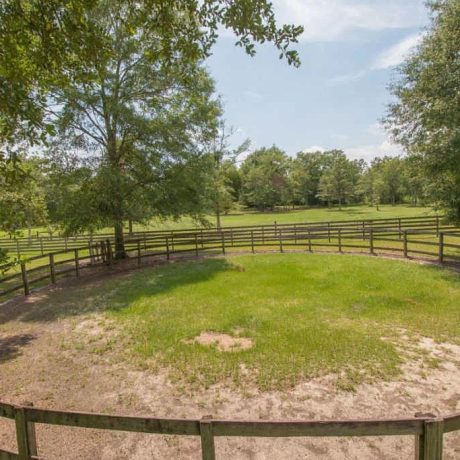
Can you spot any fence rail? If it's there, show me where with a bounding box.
[1,217,460,300]
[0,401,458,459]
[0,215,445,257]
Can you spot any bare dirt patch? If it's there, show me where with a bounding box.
[184,331,253,352]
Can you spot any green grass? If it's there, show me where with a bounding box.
[0,204,435,239]
[72,253,460,391]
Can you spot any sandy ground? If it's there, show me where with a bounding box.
[0,263,459,459]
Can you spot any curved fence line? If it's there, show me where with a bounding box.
[1,220,460,301]
[0,215,444,258]
[0,400,458,458]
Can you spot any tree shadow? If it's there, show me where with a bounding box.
[0,334,36,363]
[0,257,236,324]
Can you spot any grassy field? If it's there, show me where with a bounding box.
[0,205,436,239]
[64,253,460,391]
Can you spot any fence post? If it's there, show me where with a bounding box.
[221,232,226,255]
[201,229,204,249]
[195,233,199,257]
[279,228,283,253]
[262,226,265,244]
[419,418,443,460]
[20,262,30,296]
[403,231,408,258]
[438,232,444,264]
[369,229,374,255]
[137,240,141,266]
[22,402,38,457]
[231,229,234,247]
[328,222,331,242]
[294,224,297,245]
[251,230,255,253]
[166,237,170,260]
[338,229,342,253]
[74,249,80,277]
[49,254,56,284]
[398,218,402,239]
[200,417,216,460]
[16,239,20,259]
[308,230,312,252]
[15,406,34,460]
[362,221,365,240]
[436,215,440,237]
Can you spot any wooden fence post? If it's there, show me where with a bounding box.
[251,230,255,253]
[308,230,312,252]
[200,417,216,460]
[438,232,444,264]
[403,231,408,258]
[195,233,199,257]
[74,249,80,277]
[20,262,30,296]
[166,237,170,260]
[15,406,34,460]
[362,221,365,240]
[419,418,444,460]
[201,229,204,249]
[137,240,141,266]
[279,228,283,253]
[436,215,440,237]
[22,402,38,458]
[49,254,56,284]
[327,222,331,242]
[294,224,297,245]
[338,229,342,253]
[221,232,226,255]
[369,229,374,255]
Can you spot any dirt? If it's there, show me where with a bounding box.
[0,266,459,459]
[184,331,253,352]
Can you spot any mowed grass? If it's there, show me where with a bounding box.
[81,253,460,391]
[0,204,435,240]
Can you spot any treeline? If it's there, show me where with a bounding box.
[214,147,427,214]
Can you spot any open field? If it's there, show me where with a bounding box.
[0,253,459,458]
[0,205,436,240]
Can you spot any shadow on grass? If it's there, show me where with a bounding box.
[0,333,36,363]
[0,258,235,325]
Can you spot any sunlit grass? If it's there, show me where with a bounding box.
[74,253,460,390]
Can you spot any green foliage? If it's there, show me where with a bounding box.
[240,146,291,210]
[387,0,460,221]
[0,0,303,144]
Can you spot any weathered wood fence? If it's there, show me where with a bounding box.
[0,401,459,459]
[1,216,460,300]
[0,215,446,257]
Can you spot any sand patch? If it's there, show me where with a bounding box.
[185,331,253,352]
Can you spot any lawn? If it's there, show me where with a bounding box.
[70,253,460,391]
[0,204,435,240]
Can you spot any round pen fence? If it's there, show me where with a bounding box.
[0,400,459,459]
[1,216,460,301]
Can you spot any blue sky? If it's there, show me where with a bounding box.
[206,0,430,162]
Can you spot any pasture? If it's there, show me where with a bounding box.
[1,252,459,458]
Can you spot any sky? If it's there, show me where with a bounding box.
[206,0,430,162]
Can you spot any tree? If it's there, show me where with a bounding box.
[204,122,249,228]
[386,0,460,221]
[0,0,303,146]
[317,152,357,209]
[240,146,290,210]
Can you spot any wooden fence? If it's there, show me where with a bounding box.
[0,401,459,459]
[0,215,447,258]
[1,219,460,300]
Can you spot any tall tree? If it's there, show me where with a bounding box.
[386,0,460,220]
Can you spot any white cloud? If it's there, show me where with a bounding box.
[273,0,426,42]
[328,32,424,85]
[344,140,404,162]
[372,33,423,69]
[302,145,326,153]
[243,90,264,101]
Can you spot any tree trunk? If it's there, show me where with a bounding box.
[114,220,126,259]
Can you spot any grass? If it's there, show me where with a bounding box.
[68,253,460,391]
[0,204,435,240]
